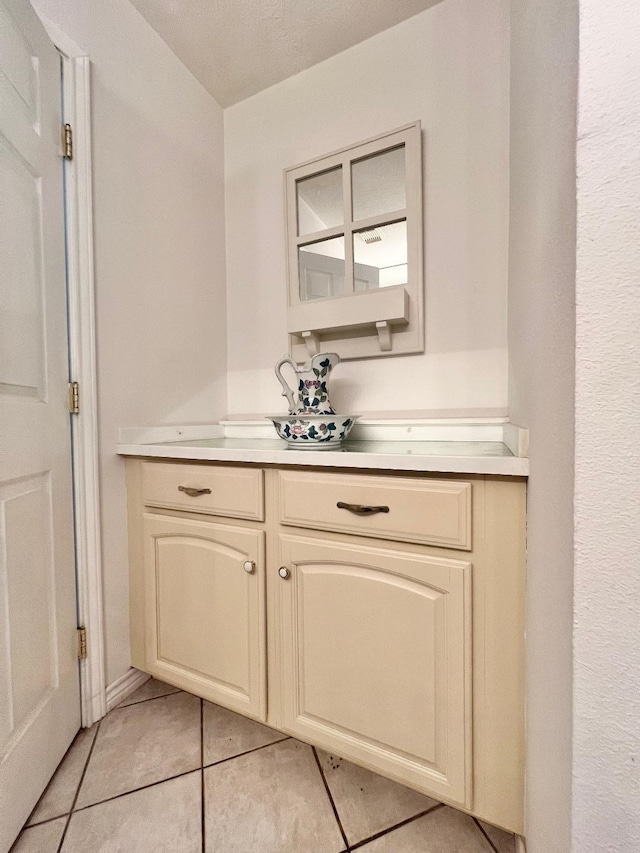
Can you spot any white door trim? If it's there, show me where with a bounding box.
[39,16,107,726]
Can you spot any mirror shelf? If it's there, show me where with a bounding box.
[284,122,423,361]
[287,288,410,357]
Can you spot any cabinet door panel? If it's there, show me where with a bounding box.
[278,534,471,807]
[144,514,265,719]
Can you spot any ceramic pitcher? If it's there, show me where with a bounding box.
[275,352,341,415]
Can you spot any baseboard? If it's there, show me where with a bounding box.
[515,835,527,853]
[106,667,150,712]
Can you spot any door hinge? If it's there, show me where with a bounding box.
[68,381,79,415]
[62,123,73,160]
[77,626,87,660]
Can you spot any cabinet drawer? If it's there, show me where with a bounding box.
[142,462,264,521]
[278,470,471,550]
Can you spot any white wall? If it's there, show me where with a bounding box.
[32,0,228,686]
[224,0,510,418]
[573,1,640,850]
[508,2,577,852]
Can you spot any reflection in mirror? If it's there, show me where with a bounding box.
[352,146,406,222]
[296,166,343,236]
[299,236,346,301]
[353,220,408,290]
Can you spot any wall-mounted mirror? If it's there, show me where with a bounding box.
[285,122,423,361]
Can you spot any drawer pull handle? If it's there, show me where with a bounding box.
[278,566,291,580]
[178,486,212,498]
[336,501,390,516]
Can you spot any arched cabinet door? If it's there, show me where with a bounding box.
[276,534,472,807]
[143,514,266,719]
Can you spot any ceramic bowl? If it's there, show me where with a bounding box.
[267,414,358,448]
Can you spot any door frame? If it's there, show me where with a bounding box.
[39,16,107,727]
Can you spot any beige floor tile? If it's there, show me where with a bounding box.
[76,691,201,808]
[116,677,180,708]
[317,749,439,846]
[62,771,201,853]
[27,726,97,825]
[356,806,494,852]
[204,739,344,853]
[477,820,516,853]
[203,700,286,765]
[11,817,66,853]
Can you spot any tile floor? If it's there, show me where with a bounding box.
[12,678,517,853]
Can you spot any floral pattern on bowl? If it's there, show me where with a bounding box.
[267,414,358,448]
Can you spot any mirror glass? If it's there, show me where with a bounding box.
[296,166,343,236]
[353,220,408,290]
[351,146,406,222]
[299,236,346,301]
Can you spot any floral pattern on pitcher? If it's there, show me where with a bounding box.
[275,353,340,415]
[297,357,334,412]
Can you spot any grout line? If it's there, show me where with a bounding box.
[202,736,290,771]
[200,699,205,853]
[473,817,502,853]
[200,698,204,772]
[67,736,291,819]
[348,803,444,852]
[70,767,201,814]
[311,747,350,852]
[24,724,96,829]
[56,720,101,853]
[21,813,68,830]
[111,689,181,711]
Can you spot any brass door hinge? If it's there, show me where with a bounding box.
[68,381,79,414]
[62,123,73,160]
[77,626,87,660]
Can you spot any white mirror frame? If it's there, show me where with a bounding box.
[284,122,423,361]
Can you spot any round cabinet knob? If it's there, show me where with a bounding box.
[278,566,291,580]
[243,560,255,574]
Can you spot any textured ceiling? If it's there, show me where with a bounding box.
[128,0,443,107]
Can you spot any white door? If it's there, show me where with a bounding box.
[0,1,80,849]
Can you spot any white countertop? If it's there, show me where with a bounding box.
[116,421,529,476]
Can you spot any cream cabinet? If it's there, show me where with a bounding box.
[128,461,267,719]
[142,514,266,718]
[126,458,525,834]
[276,533,471,807]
